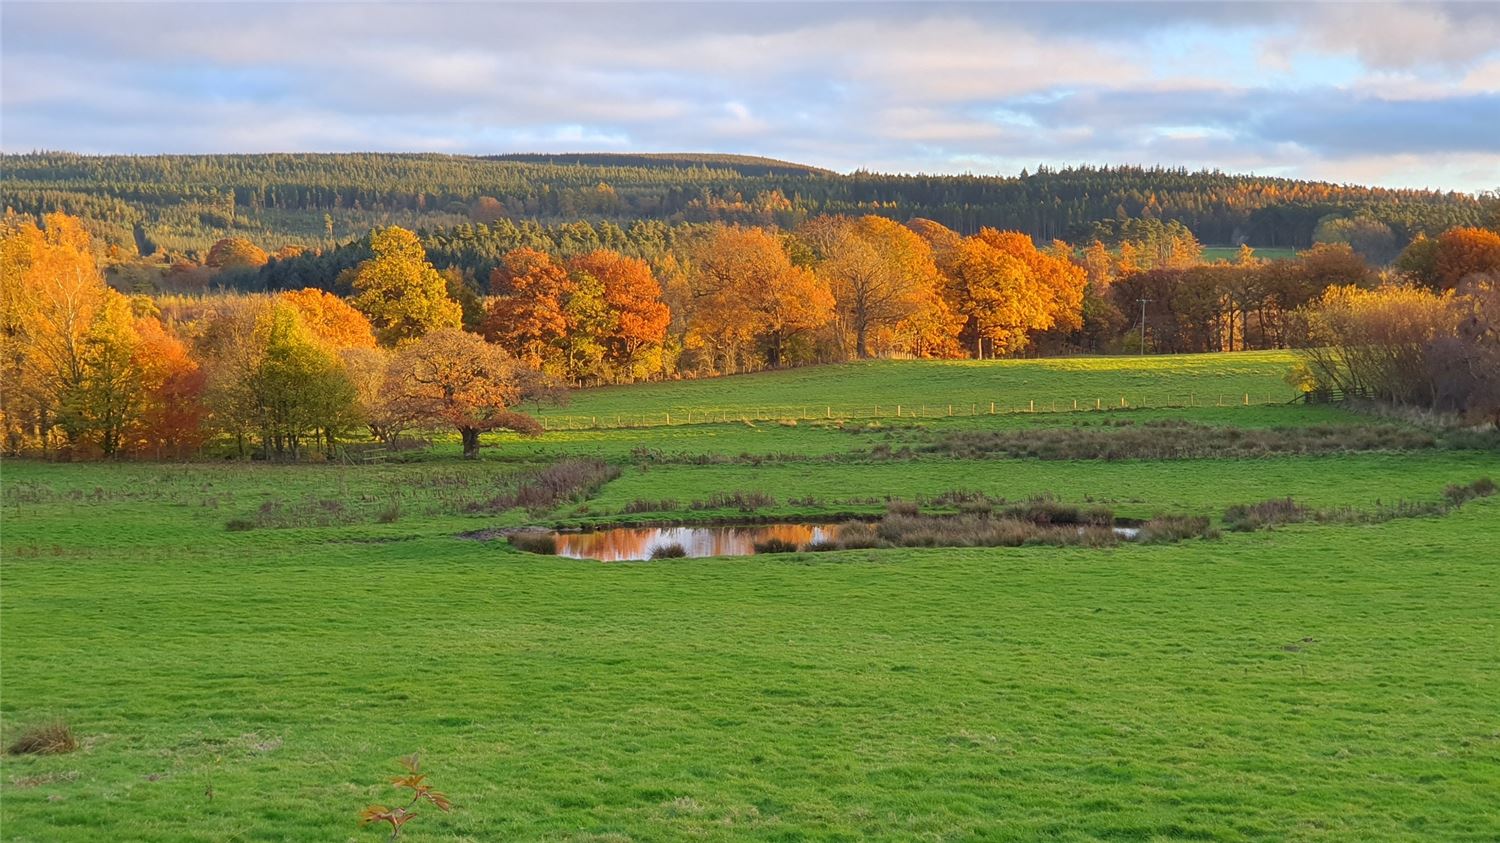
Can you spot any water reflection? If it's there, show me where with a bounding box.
[551,523,844,561]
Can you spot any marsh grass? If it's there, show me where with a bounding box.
[649,543,687,559]
[6,721,77,756]
[508,531,557,555]
[926,420,1438,461]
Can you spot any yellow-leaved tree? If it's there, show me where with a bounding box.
[352,227,461,346]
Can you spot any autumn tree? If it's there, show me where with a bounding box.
[484,247,573,370]
[2,213,110,453]
[205,237,269,271]
[685,226,833,371]
[68,290,145,456]
[567,250,671,378]
[382,329,545,458]
[279,288,377,349]
[131,316,206,458]
[1292,285,1456,406]
[1432,227,1500,291]
[352,226,461,346]
[808,216,945,358]
[943,229,1086,357]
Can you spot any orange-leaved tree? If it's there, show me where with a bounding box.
[382,329,547,458]
[484,247,574,370]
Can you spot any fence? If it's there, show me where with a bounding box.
[536,392,1296,431]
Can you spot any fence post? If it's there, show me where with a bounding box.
[897,404,902,417]
[1096,398,1102,410]
[1243,393,1249,405]
[947,404,952,416]
[990,401,995,414]
[1029,399,1034,413]
[1072,399,1078,411]
[827,405,831,419]
[1120,396,1127,407]
[666,411,671,425]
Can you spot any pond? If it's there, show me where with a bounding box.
[536,522,1140,561]
[550,523,846,561]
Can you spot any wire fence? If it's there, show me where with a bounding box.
[536,392,1297,431]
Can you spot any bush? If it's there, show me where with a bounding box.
[805,539,841,552]
[1223,497,1309,531]
[471,459,621,513]
[689,490,776,512]
[649,543,688,559]
[1139,515,1218,543]
[1443,477,1497,506]
[886,500,920,517]
[624,498,679,514]
[224,518,256,532]
[509,531,557,555]
[753,538,801,554]
[6,721,77,756]
[376,499,402,524]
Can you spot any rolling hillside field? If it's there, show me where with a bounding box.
[2,354,1498,841]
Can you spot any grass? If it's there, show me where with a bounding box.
[3,353,1499,841]
[530,350,1302,425]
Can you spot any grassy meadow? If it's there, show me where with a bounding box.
[3,351,1498,841]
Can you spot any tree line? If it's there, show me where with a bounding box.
[4,152,1486,260]
[6,208,1498,461]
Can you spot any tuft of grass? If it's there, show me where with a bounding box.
[1443,476,1496,506]
[688,490,776,512]
[886,500,920,517]
[624,498,679,514]
[649,543,688,559]
[376,498,403,524]
[753,538,801,554]
[1139,515,1219,543]
[224,518,256,532]
[1224,497,1310,531]
[508,531,558,555]
[6,721,78,756]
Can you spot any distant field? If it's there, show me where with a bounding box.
[534,351,1301,426]
[4,353,1498,841]
[1202,244,1298,262]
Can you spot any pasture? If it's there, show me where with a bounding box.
[3,351,1498,841]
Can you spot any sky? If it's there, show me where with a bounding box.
[3,1,1498,192]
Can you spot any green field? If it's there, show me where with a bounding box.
[532,352,1302,427]
[3,352,1498,841]
[1201,245,1298,263]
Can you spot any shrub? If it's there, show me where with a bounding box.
[1443,477,1497,506]
[835,521,883,549]
[471,458,621,513]
[886,500,920,517]
[1223,497,1310,531]
[649,543,688,559]
[509,531,557,555]
[624,498,679,514]
[6,721,77,756]
[689,490,776,512]
[805,539,841,552]
[1139,515,1218,543]
[753,538,801,554]
[376,499,403,524]
[224,518,256,532]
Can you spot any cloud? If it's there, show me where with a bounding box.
[2,1,1497,191]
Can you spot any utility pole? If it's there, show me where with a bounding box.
[1138,299,1151,356]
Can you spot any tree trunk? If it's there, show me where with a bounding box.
[460,427,480,459]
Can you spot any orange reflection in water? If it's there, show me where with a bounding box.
[553,523,844,561]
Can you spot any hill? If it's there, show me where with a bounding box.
[0,151,1482,257]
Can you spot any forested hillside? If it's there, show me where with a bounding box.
[2,152,1483,258]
